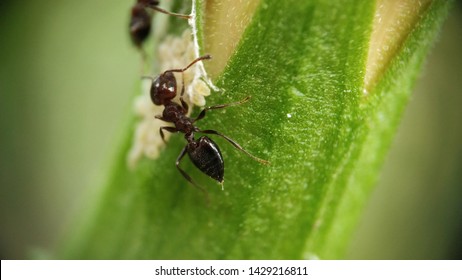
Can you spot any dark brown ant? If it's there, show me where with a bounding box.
[129,0,191,49]
[144,54,269,194]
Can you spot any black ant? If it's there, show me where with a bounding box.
[129,0,191,49]
[144,54,269,194]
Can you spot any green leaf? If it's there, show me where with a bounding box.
[60,0,451,259]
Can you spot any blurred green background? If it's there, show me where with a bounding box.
[0,1,461,259]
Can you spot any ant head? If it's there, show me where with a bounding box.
[150,71,177,105]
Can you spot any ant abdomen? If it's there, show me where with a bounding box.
[188,137,224,184]
[130,3,152,48]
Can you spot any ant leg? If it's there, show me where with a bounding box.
[160,126,178,143]
[156,117,182,143]
[176,145,210,202]
[193,96,251,123]
[146,5,191,19]
[199,129,270,165]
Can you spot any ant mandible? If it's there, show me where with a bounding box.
[144,54,269,193]
[129,0,191,49]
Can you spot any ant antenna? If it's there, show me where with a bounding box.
[141,75,154,81]
[165,54,212,74]
[141,54,212,81]
[150,6,191,19]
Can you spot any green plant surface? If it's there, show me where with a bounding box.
[60,0,450,259]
